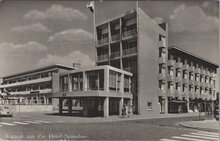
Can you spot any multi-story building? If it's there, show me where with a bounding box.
[95,8,168,115]
[165,46,218,113]
[0,64,74,105]
[95,8,218,115]
[52,65,133,117]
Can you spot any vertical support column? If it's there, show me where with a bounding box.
[129,98,133,115]
[68,74,72,92]
[44,95,46,105]
[83,71,87,91]
[103,97,109,117]
[36,95,39,105]
[120,74,124,93]
[187,97,190,113]
[104,68,109,91]
[129,76,131,93]
[68,98,72,114]
[165,97,168,114]
[60,76,63,92]
[119,98,124,116]
[119,17,123,69]
[59,98,63,114]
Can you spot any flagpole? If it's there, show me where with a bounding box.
[93,1,96,50]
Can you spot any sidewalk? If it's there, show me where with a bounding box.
[179,119,219,132]
[9,111,206,124]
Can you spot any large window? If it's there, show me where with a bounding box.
[72,73,83,91]
[87,70,104,90]
[109,71,117,91]
[124,75,130,92]
[61,76,68,92]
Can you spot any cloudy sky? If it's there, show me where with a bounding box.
[0,1,218,79]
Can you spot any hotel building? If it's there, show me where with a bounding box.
[0,8,218,117]
[0,64,74,105]
[95,8,218,115]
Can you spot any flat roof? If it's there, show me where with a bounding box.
[168,46,219,67]
[3,64,75,79]
[96,9,136,27]
[60,65,133,76]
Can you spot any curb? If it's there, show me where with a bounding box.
[178,123,219,132]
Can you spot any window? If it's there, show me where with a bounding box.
[109,71,117,91]
[62,76,68,92]
[147,102,153,110]
[72,73,83,91]
[124,75,130,92]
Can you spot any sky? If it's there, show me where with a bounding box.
[0,0,219,89]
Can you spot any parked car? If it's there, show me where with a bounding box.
[0,105,13,117]
[214,105,219,121]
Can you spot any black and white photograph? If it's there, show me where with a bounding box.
[0,0,219,140]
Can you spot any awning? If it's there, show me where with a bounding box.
[169,100,188,103]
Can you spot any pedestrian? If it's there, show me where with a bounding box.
[178,105,182,114]
[122,104,126,118]
[125,104,128,117]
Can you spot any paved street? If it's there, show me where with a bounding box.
[0,112,218,140]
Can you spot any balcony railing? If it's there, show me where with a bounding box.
[175,90,181,97]
[158,73,166,80]
[210,84,215,89]
[97,37,109,45]
[10,89,52,95]
[188,92,194,98]
[167,75,175,81]
[189,80,194,85]
[122,47,137,56]
[175,77,181,83]
[183,64,189,70]
[205,83,209,88]
[158,57,166,64]
[167,60,175,66]
[176,62,183,68]
[97,54,109,61]
[0,77,52,88]
[210,73,216,78]
[194,93,200,98]
[111,34,121,42]
[200,82,205,87]
[201,70,205,75]
[110,52,120,59]
[122,29,137,38]
[195,68,200,74]
[167,89,174,96]
[194,81,200,86]
[189,66,195,72]
[158,89,166,96]
[158,40,166,48]
[205,71,210,76]
[182,78,188,84]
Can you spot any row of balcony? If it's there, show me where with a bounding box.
[97,48,137,61]
[159,74,215,88]
[0,77,52,88]
[8,89,52,95]
[166,61,216,77]
[97,29,137,46]
[161,89,215,100]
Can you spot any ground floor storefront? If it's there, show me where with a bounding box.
[159,96,214,114]
[54,96,133,117]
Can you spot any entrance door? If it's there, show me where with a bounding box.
[109,98,119,115]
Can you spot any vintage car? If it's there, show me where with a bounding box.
[0,105,13,117]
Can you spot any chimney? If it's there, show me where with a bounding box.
[73,63,81,69]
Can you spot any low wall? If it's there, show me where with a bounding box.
[9,105,53,112]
